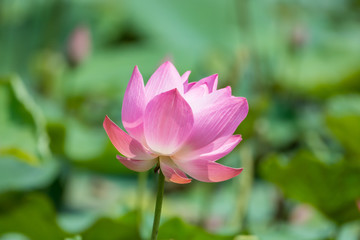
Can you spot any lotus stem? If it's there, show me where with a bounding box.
[150,169,165,240]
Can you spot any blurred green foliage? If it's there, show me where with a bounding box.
[261,151,360,224]
[0,193,69,239]
[0,0,359,239]
[158,218,233,240]
[0,76,50,165]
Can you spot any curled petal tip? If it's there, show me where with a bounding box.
[167,174,192,184]
[181,71,191,83]
[103,115,111,129]
[174,160,244,182]
[160,156,192,184]
[225,86,232,95]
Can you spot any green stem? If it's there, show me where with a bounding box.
[150,170,165,240]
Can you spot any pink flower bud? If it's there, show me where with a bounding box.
[67,25,91,65]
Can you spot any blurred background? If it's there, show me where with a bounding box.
[0,0,360,239]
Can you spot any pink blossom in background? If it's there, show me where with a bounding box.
[290,204,313,225]
[103,61,248,184]
[67,25,91,65]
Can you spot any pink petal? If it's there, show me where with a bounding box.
[191,74,218,93]
[144,89,194,155]
[184,83,209,104]
[184,82,196,93]
[160,156,191,184]
[182,96,248,150]
[181,71,191,83]
[122,66,146,143]
[174,135,242,162]
[188,86,232,113]
[145,61,183,101]
[116,155,157,172]
[174,159,243,182]
[103,116,155,160]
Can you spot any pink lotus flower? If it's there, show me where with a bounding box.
[103,61,248,184]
